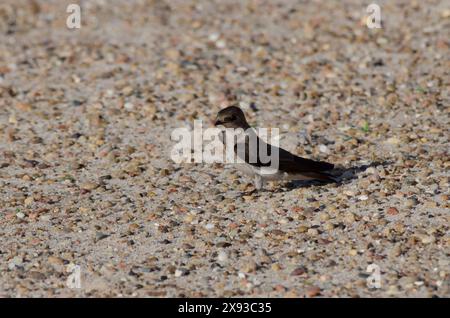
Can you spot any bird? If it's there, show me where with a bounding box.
[214,105,335,191]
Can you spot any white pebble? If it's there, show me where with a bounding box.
[174,269,183,277]
[319,144,329,153]
[124,102,134,110]
[216,39,226,49]
[254,231,264,238]
[239,101,250,110]
[218,251,228,262]
[366,167,377,174]
[205,223,215,230]
[208,33,220,42]
[16,212,25,219]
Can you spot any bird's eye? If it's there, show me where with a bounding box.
[225,115,236,122]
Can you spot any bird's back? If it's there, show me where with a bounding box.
[235,133,334,173]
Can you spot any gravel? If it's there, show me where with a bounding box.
[0,0,449,297]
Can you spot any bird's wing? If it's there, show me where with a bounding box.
[277,146,334,172]
[235,136,334,173]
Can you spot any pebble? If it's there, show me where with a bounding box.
[47,256,64,266]
[217,251,228,262]
[174,268,189,277]
[0,0,447,298]
[16,212,25,219]
[254,231,265,238]
[204,223,215,231]
[305,286,321,298]
[385,137,400,144]
[386,207,399,215]
[95,232,109,241]
[366,167,377,174]
[405,198,419,208]
[24,197,34,206]
[344,190,356,197]
[80,182,99,191]
[419,235,435,244]
[124,102,134,111]
[8,256,23,270]
[242,261,258,273]
[291,266,307,276]
[358,195,368,201]
[319,144,329,153]
[16,102,32,112]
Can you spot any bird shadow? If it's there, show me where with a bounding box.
[271,160,393,193]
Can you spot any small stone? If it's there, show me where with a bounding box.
[124,102,134,110]
[358,194,369,201]
[80,182,99,191]
[305,286,321,297]
[128,223,139,231]
[8,114,17,124]
[208,33,220,41]
[37,162,50,169]
[420,235,435,244]
[242,261,257,273]
[271,229,285,237]
[47,256,64,266]
[441,9,450,18]
[122,86,134,96]
[16,102,32,111]
[386,207,399,215]
[366,167,377,174]
[344,190,355,197]
[405,198,419,208]
[344,212,356,223]
[218,251,228,262]
[319,144,329,153]
[8,256,23,270]
[349,249,358,256]
[16,212,25,219]
[205,223,215,231]
[184,214,195,223]
[216,39,226,48]
[271,263,281,271]
[385,136,400,144]
[323,222,335,231]
[174,268,189,277]
[254,231,264,238]
[95,232,109,241]
[291,266,307,276]
[24,197,34,206]
[165,49,180,60]
[298,226,308,233]
[28,271,46,280]
[216,242,231,248]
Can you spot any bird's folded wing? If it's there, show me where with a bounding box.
[278,147,334,173]
[235,138,334,173]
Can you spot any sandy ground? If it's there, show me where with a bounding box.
[0,0,449,297]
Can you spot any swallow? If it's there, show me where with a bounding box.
[214,105,335,190]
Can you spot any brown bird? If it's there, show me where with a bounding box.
[214,105,335,190]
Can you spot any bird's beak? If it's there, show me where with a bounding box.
[214,119,223,126]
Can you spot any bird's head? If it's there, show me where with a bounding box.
[214,105,250,129]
